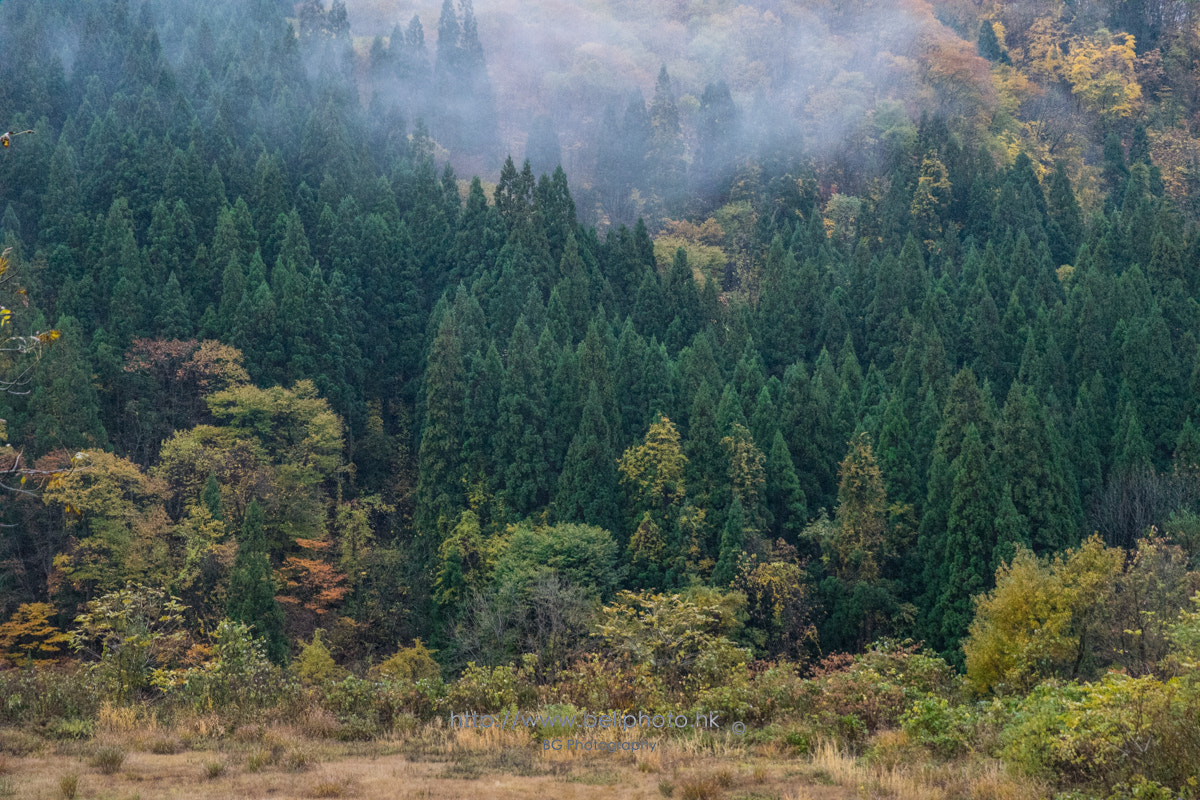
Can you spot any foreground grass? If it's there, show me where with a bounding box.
[0,720,1047,800]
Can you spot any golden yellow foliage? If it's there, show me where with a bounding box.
[0,602,70,665]
[911,153,952,249]
[964,535,1125,695]
[1066,29,1143,120]
[1147,125,1200,201]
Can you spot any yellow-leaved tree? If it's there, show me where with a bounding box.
[1066,28,1143,121]
[962,535,1154,695]
[0,601,70,665]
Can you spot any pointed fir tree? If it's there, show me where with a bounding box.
[415,305,469,539]
[156,271,191,340]
[684,381,724,533]
[765,430,807,543]
[1174,418,1200,477]
[496,317,552,515]
[227,501,288,663]
[991,481,1028,571]
[555,382,621,533]
[935,423,996,657]
[712,495,745,587]
[203,474,223,521]
[996,382,1081,552]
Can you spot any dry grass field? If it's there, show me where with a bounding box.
[0,715,1048,800]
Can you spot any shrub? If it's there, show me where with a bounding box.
[245,748,275,772]
[594,589,749,691]
[805,641,956,740]
[441,662,534,714]
[555,653,663,712]
[0,663,100,727]
[783,727,811,755]
[693,663,803,727]
[1105,778,1177,800]
[284,748,316,772]
[309,777,351,797]
[374,640,440,682]
[46,719,93,740]
[334,715,378,741]
[297,630,345,686]
[152,619,282,717]
[866,729,920,770]
[203,760,225,779]
[678,774,723,800]
[0,730,39,756]
[68,584,189,701]
[149,738,181,755]
[900,696,977,759]
[58,773,78,800]
[88,745,125,774]
[322,675,390,733]
[1001,674,1197,793]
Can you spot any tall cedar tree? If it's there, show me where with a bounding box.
[227,502,288,663]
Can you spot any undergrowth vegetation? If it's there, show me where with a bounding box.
[2,617,1198,798]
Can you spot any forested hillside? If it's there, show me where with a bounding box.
[1,1,1200,796]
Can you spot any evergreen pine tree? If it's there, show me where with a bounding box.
[156,271,191,340]
[555,382,621,533]
[996,382,1081,552]
[713,495,745,587]
[227,502,288,663]
[976,20,1009,63]
[684,381,724,527]
[936,424,996,656]
[30,316,108,454]
[415,304,469,538]
[497,317,552,515]
[765,430,807,542]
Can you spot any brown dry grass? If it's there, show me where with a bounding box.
[0,724,1047,800]
[808,738,1049,800]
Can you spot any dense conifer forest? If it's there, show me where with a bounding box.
[1,1,1200,797]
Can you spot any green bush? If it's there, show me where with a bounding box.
[782,726,812,754]
[1001,674,1198,794]
[334,714,378,741]
[804,641,959,740]
[151,619,284,718]
[374,640,440,682]
[46,718,93,740]
[692,664,802,727]
[322,676,384,724]
[900,696,976,759]
[0,664,101,726]
[554,654,664,713]
[296,630,345,686]
[69,584,188,701]
[441,662,535,714]
[1105,778,1178,800]
[527,703,579,741]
